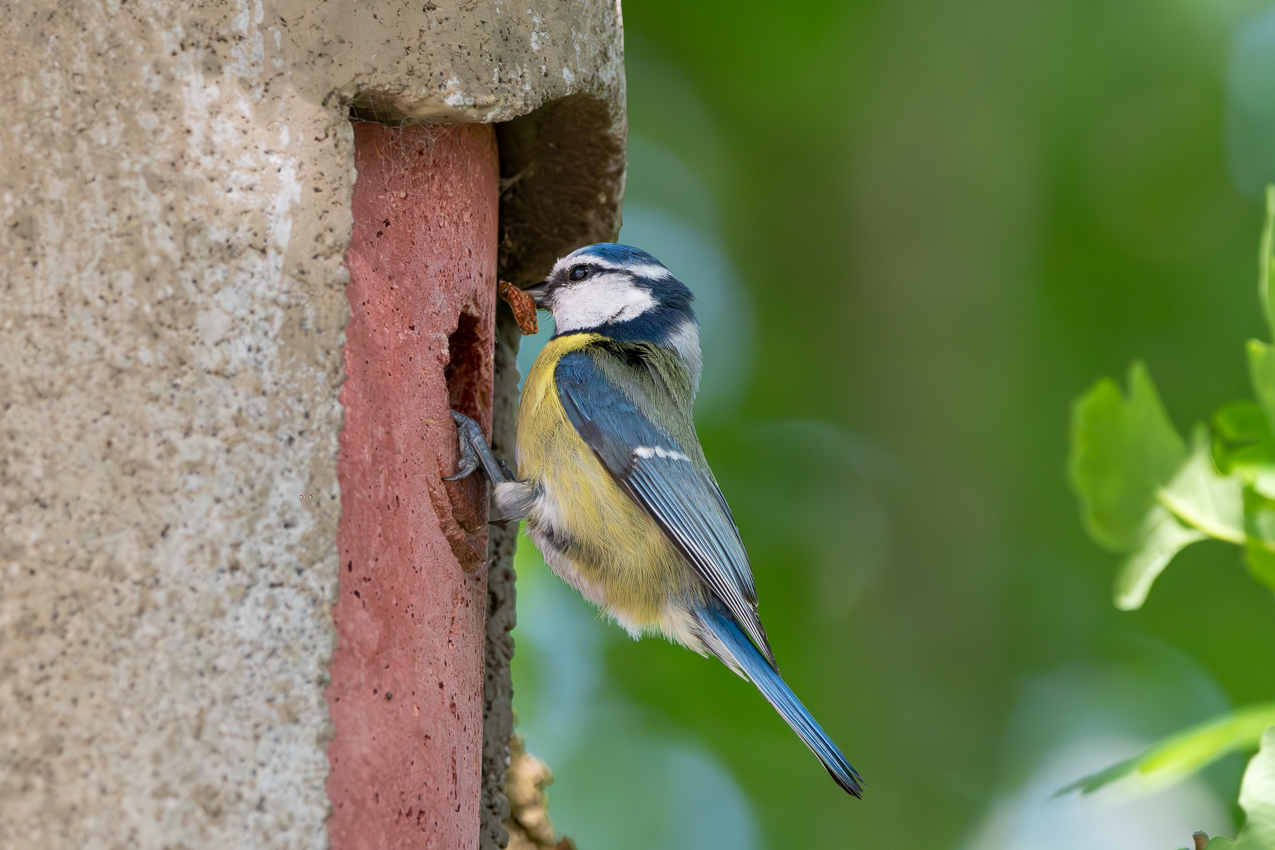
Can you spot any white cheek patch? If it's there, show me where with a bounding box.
[551,274,658,333]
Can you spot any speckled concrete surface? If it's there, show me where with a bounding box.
[0,2,623,847]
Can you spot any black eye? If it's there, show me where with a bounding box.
[568,264,590,282]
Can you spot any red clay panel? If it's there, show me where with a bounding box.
[328,122,498,849]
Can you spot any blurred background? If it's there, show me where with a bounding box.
[509,1,1275,847]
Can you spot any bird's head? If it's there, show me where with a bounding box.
[528,244,695,334]
[526,243,703,386]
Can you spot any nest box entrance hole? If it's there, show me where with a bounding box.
[445,310,486,426]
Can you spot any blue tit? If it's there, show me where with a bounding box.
[448,243,863,797]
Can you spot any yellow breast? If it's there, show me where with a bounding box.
[517,334,701,636]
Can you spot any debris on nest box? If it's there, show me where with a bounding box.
[498,280,539,336]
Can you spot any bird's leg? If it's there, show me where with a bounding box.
[443,410,514,484]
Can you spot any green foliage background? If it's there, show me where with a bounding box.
[509,1,1275,848]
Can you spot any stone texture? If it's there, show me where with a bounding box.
[0,10,352,850]
[327,121,497,850]
[481,306,526,850]
[0,2,624,848]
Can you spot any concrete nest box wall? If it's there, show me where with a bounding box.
[0,3,625,848]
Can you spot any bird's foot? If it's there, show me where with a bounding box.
[443,410,514,484]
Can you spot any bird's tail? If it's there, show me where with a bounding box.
[696,600,864,798]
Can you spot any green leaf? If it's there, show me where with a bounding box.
[1113,506,1208,610]
[1070,362,1188,552]
[1089,723,1275,849]
[1160,425,1246,543]
[1213,402,1275,500]
[1245,487,1275,591]
[1210,726,1275,849]
[1060,703,1275,796]
[1248,340,1275,436]
[1235,727,1275,849]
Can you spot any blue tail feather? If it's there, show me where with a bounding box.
[698,602,864,798]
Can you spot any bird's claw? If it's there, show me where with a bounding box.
[443,411,482,481]
[443,410,513,485]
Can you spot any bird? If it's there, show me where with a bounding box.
[446,242,863,797]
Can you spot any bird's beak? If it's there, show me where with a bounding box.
[523,280,551,307]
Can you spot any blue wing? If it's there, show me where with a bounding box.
[555,348,776,668]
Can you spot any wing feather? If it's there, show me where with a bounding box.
[555,347,776,668]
